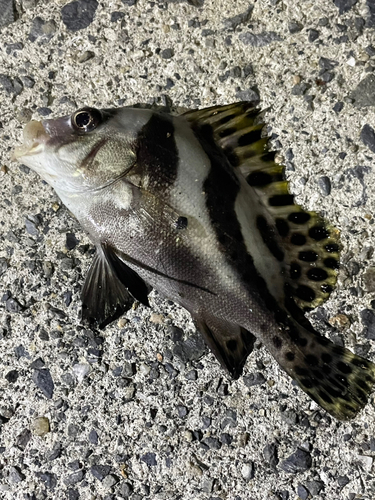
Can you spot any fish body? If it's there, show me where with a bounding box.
[13,102,375,420]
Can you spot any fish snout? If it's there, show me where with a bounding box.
[12,120,51,161]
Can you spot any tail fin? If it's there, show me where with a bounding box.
[289,334,375,420]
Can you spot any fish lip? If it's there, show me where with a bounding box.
[12,120,51,161]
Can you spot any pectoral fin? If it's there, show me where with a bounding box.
[194,315,256,379]
[81,244,150,328]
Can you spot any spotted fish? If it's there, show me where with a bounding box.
[13,102,375,420]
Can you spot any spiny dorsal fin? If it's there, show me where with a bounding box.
[183,102,340,312]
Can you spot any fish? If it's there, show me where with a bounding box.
[12,101,375,420]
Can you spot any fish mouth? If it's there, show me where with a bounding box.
[12,120,51,161]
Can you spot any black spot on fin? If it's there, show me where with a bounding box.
[81,244,150,329]
[194,315,256,379]
[284,325,375,420]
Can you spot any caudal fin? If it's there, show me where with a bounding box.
[290,335,375,420]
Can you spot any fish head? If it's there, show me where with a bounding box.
[12,107,138,193]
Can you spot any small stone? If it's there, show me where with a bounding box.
[161,48,174,59]
[66,233,79,250]
[263,443,279,467]
[36,472,57,490]
[238,31,282,47]
[121,0,137,5]
[90,465,111,481]
[333,0,358,15]
[0,74,23,95]
[291,82,311,95]
[361,124,375,153]
[288,21,303,34]
[140,452,157,466]
[16,429,31,450]
[352,75,375,108]
[297,484,309,500]
[319,57,338,71]
[119,482,133,497]
[0,0,16,28]
[357,454,373,471]
[5,370,18,383]
[42,261,54,277]
[280,448,312,473]
[29,17,57,42]
[243,372,266,387]
[235,88,259,102]
[333,102,344,113]
[337,475,350,488]
[363,267,375,292]
[31,416,50,436]
[149,313,164,324]
[317,176,331,196]
[220,433,233,445]
[102,474,118,489]
[63,470,84,486]
[110,11,125,22]
[78,50,95,63]
[25,217,39,236]
[61,0,98,31]
[223,5,253,30]
[88,429,99,444]
[241,462,255,481]
[32,369,54,399]
[361,309,375,339]
[305,480,324,496]
[177,405,188,418]
[8,466,25,484]
[73,363,91,382]
[201,437,221,450]
[328,314,350,329]
[308,29,319,42]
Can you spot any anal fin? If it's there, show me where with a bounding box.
[194,315,256,379]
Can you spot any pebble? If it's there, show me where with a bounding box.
[0,74,23,95]
[280,448,312,473]
[149,313,164,324]
[238,31,282,47]
[5,370,18,383]
[78,50,95,63]
[63,470,84,486]
[297,484,309,500]
[317,176,331,196]
[0,0,16,28]
[61,0,98,31]
[119,482,133,497]
[235,88,259,102]
[357,454,373,471]
[243,372,266,387]
[8,466,25,484]
[172,332,206,363]
[102,474,118,489]
[352,74,375,107]
[291,82,311,95]
[88,429,99,444]
[263,443,279,467]
[223,5,254,30]
[288,21,303,34]
[16,429,31,450]
[361,309,375,339]
[161,48,174,59]
[32,368,54,399]
[66,233,79,250]
[29,17,57,42]
[91,464,111,481]
[305,480,324,496]
[31,416,50,436]
[361,124,375,153]
[241,462,255,481]
[362,267,375,291]
[201,437,221,450]
[328,314,350,330]
[333,101,344,113]
[333,0,358,15]
[308,29,319,42]
[36,472,57,490]
[140,452,157,466]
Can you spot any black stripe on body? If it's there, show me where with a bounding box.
[189,122,316,344]
[136,112,179,189]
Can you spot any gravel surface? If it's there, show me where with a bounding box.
[1,1,375,499]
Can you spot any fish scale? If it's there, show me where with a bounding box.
[12,102,375,420]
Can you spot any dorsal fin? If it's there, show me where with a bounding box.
[183,102,340,312]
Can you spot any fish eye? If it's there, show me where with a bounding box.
[71,107,102,132]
